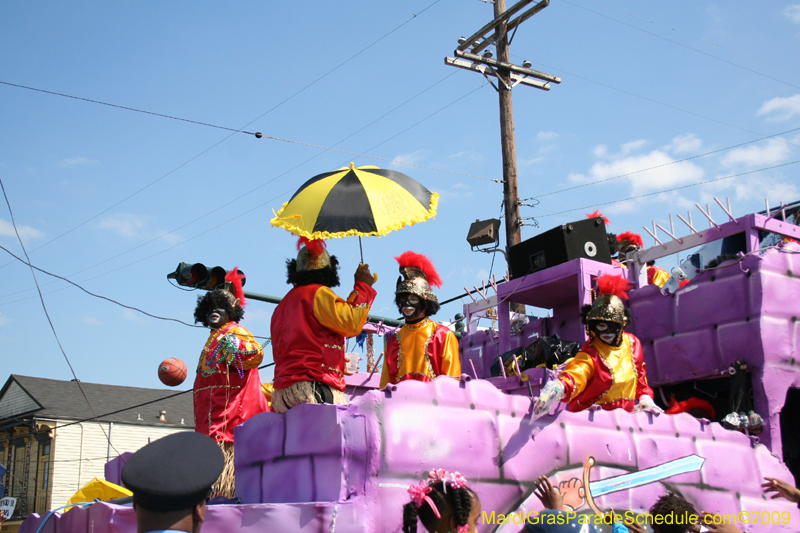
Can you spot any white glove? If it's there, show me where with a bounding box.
[533,379,565,417]
[635,394,662,414]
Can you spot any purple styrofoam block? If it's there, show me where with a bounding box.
[283,403,342,457]
[652,329,717,383]
[104,452,132,487]
[235,411,286,465]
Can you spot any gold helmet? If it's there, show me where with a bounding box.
[296,237,331,272]
[584,274,632,326]
[395,251,442,303]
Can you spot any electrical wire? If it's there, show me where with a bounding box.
[560,0,800,90]
[534,125,800,199]
[0,243,274,340]
[583,0,800,78]
[533,158,800,219]
[0,0,448,266]
[0,176,122,458]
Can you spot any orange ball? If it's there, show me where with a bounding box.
[158,358,188,387]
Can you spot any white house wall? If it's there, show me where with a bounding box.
[49,420,191,510]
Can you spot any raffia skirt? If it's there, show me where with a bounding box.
[271,381,346,414]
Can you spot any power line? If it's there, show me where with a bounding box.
[534,158,800,219]
[0,77,494,304]
[560,0,800,91]
[534,125,800,199]
[0,0,447,267]
[0,243,274,340]
[583,0,800,77]
[0,176,122,458]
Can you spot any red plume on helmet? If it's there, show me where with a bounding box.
[225,267,246,307]
[297,236,327,257]
[596,274,632,300]
[394,251,442,288]
[617,231,644,249]
[586,210,610,226]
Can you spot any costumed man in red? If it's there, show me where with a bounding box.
[271,237,376,413]
[379,252,461,389]
[192,268,267,498]
[533,274,660,416]
[617,231,670,288]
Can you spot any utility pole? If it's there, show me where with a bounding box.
[445,0,560,276]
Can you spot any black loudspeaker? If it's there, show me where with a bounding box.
[509,217,611,279]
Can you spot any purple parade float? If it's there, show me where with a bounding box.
[21,204,800,531]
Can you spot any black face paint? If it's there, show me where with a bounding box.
[589,320,623,346]
[398,293,425,322]
[207,308,229,329]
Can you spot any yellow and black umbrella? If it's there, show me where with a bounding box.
[271,163,439,240]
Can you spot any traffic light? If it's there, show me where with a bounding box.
[167,262,246,290]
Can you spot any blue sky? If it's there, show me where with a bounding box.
[2,1,799,391]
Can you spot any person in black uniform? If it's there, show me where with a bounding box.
[121,432,224,533]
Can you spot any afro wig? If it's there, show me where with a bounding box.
[194,289,244,327]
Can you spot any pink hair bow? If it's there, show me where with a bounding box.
[456,526,470,533]
[408,481,441,518]
[427,468,448,483]
[448,472,468,490]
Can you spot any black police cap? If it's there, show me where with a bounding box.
[121,432,224,512]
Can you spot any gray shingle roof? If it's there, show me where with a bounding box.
[1,375,195,428]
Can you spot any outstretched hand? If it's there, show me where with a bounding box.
[533,475,563,511]
[762,476,800,503]
[354,263,375,286]
[533,380,565,417]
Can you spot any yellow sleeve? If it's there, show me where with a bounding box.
[232,326,264,370]
[560,351,594,400]
[439,331,462,378]
[650,267,670,288]
[313,286,371,337]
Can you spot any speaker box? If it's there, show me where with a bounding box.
[509,217,611,279]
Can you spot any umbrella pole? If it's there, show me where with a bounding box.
[358,236,364,264]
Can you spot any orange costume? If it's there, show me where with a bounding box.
[380,319,461,388]
[559,332,652,412]
[193,321,267,442]
[272,281,376,394]
[380,251,461,389]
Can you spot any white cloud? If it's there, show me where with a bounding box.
[666,134,703,154]
[82,315,101,325]
[60,157,99,168]
[720,138,792,168]
[390,150,427,169]
[447,151,484,164]
[0,219,44,241]
[98,214,149,239]
[592,140,648,160]
[537,131,559,142]
[757,94,800,121]
[122,309,145,323]
[730,174,799,204]
[571,149,704,195]
[784,4,800,23]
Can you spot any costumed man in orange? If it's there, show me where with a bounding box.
[533,274,660,416]
[617,231,670,288]
[380,252,461,389]
[192,268,267,498]
[271,237,376,413]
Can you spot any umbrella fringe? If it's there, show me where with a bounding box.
[270,193,439,240]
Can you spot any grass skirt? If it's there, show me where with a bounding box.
[271,381,346,414]
[212,440,236,499]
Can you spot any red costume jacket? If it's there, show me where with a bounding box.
[271,281,376,392]
[193,321,268,442]
[559,332,653,413]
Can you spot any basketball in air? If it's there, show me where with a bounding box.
[158,358,187,386]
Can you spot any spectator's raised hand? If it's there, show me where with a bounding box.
[533,475,563,511]
[762,476,800,503]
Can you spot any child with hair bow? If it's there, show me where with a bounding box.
[402,469,481,533]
